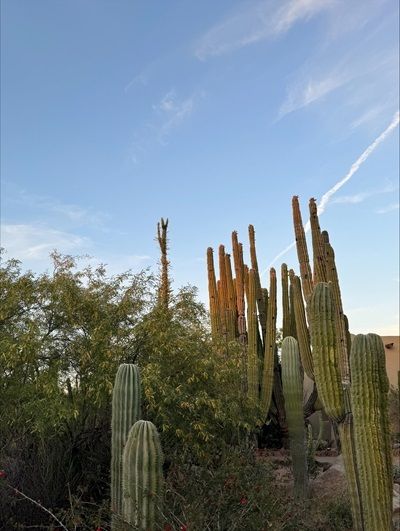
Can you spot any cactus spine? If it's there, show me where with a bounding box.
[350,334,393,531]
[122,420,164,530]
[111,364,142,529]
[281,336,308,498]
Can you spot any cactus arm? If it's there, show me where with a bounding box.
[247,269,260,402]
[281,263,291,338]
[224,253,238,340]
[232,231,247,345]
[309,198,327,284]
[292,196,313,302]
[324,238,350,385]
[281,336,308,498]
[260,268,277,417]
[290,273,314,380]
[309,283,344,422]
[207,247,221,338]
[248,225,267,339]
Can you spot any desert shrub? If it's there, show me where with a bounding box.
[135,286,261,463]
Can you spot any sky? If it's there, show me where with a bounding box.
[1,0,399,335]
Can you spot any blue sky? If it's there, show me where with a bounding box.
[1,0,399,335]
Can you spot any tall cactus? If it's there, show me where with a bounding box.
[350,334,393,531]
[281,337,309,498]
[260,268,276,417]
[247,269,260,402]
[111,364,142,529]
[207,248,221,338]
[309,283,344,422]
[122,420,164,530]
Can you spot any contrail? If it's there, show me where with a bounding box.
[268,110,399,269]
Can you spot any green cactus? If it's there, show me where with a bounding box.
[111,364,142,529]
[260,268,277,417]
[281,336,309,498]
[350,334,393,531]
[309,282,345,422]
[290,273,314,380]
[281,264,291,339]
[122,420,164,531]
[249,224,267,340]
[247,269,260,402]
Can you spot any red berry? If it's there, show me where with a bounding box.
[180,525,188,531]
[240,497,248,505]
[0,470,6,478]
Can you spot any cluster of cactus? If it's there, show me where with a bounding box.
[206,196,393,526]
[111,364,164,530]
[291,197,393,530]
[207,228,284,428]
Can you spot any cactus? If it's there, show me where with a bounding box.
[281,264,291,339]
[292,196,313,301]
[350,334,393,531]
[232,232,247,346]
[225,252,238,340]
[122,420,164,530]
[290,272,314,380]
[207,248,221,338]
[309,198,327,284]
[156,218,170,309]
[249,224,267,340]
[247,269,260,402]
[309,283,344,422]
[281,337,308,498]
[260,268,277,417]
[111,364,142,529]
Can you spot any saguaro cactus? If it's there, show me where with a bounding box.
[122,420,164,530]
[281,336,308,498]
[350,334,393,531]
[111,364,142,529]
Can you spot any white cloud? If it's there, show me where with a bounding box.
[375,203,399,214]
[1,223,153,276]
[1,224,91,262]
[195,0,333,60]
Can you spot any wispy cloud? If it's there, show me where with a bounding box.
[130,90,201,159]
[153,90,196,143]
[333,183,398,204]
[195,0,333,60]
[350,104,387,130]
[375,203,399,214]
[124,72,148,93]
[268,110,400,266]
[278,72,347,118]
[10,190,109,228]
